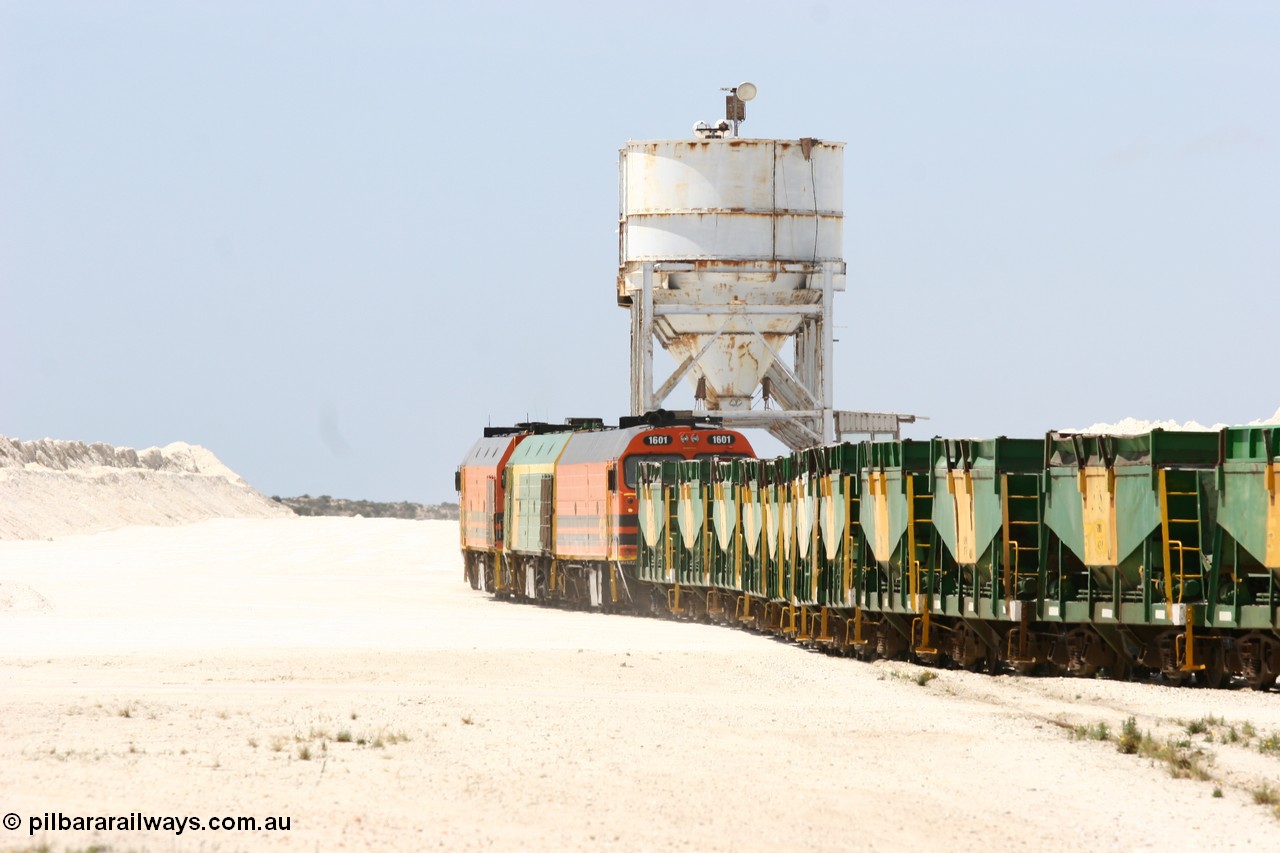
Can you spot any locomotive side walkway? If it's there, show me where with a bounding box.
[3,517,1280,852]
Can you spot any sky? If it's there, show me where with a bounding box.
[2,2,1277,503]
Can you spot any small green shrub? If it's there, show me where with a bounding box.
[1145,739,1213,781]
[1117,717,1142,755]
[1257,733,1280,754]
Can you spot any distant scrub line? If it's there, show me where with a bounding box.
[273,495,458,521]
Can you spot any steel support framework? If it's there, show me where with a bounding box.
[628,261,919,450]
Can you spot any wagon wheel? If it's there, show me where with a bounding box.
[961,653,986,674]
[1195,643,1226,690]
[852,639,878,663]
[1105,654,1132,683]
[1245,665,1277,692]
[946,625,984,672]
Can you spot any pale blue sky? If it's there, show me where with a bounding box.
[2,2,1276,502]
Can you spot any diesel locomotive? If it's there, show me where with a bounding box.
[456,411,753,609]
[457,415,1279,690]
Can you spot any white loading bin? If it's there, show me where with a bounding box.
[618,137,845,411]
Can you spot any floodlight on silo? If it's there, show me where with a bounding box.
[723,82,757,136]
